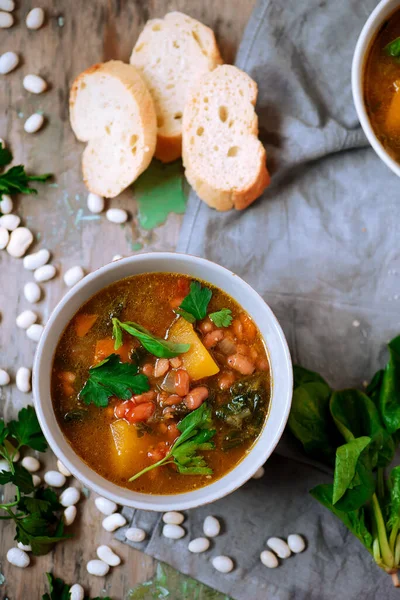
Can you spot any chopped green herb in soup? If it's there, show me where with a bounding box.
[51,273,271,495]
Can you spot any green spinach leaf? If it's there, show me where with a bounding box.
[112,318,190,358]
[310,484,373,552]
[288,369,336,464]
[379,335,400,434]
[385,36,400,57]
[332,437,375,511]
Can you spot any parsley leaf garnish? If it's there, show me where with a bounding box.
[42,573,113,600]
[129,403,216,481]
[112,318,190,358]
[7,405,48,452]
[0,407,70,557]
[178,281,212,322]
[0,143,51,205]
[79,353,150,407]
[209,308,233,328]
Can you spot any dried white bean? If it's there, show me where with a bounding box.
[57,459,71,477]
[17,542,32,552]
[0,194,13,214]
[60,487,80,507]
[24,281,41,303]
[260,550,279,568]
[87,193,104,214]
[106,208,128,224]
[0,459,10,472]
[86,559,109,577]
[24,113,44,134]
[0,11,13,27]
[34,264,56,282]
[253,466,265,479]
[64,265,84,287]
[162,524,185,540]
[0,227,9,249]
[7,227,34,257]
[23,74,47,94]
[16,310,37,329]
[125,527,146,543]
[70,584,84,600]
[163,511,184,525]
[102,513,126,532]
[0,0,14,11]
[267,537,291,559]
[32,474,41,487]
[0,368,10,385]
[188,537,210,553]
[26,323,44,342]
[23,248,50,270]
[96,545,121,567]
[0,51,18,74]
[7,547,30,568]
[95,496,117,516]
[287,534,306,553]
[212,556,234,573]
[203,516,220,538]
[112,254,123,261]
[16,367,31,393]
[26,7,45,30]
[44,470,66,487]
[0,214,20,231]
[64,505,77,526]
[21,456,40,472]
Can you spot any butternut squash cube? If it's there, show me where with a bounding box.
[168,318,219,380]
[110,419,149,477]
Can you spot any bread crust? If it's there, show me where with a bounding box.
[130,12,222,164]
[69,60,157,198]
[182,64,270,211]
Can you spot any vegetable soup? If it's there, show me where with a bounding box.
[51,273,271,495]
[364,9,400,162]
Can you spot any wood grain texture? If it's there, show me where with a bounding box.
[0,0,254,598]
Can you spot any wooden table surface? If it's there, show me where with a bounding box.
[0,1,255,598]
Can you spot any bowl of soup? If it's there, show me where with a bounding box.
[352,0,400,177]
[33,253,292,511]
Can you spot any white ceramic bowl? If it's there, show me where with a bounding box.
[33,253,292,511]
[352,0,400,177]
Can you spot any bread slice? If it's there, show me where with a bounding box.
[69,60,157,198]
[130,12,222,163]
[182,65,270,211]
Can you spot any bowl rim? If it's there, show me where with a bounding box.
[33,252,293,511]
[352,0,400,178]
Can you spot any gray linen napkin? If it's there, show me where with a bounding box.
[117,0,400,597]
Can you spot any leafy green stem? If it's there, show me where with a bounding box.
[129,457,175,482]
[372,493,394,568]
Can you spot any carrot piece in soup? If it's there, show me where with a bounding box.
[168,318,219,380]
[75,313,98,338]
[386,84,400,134]
[94,338,131,363]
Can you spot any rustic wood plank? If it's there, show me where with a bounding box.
[0,0,255,597]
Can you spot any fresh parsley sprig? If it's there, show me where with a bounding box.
[176,281,232,327]
[0,406,70,555]
[288,334,400,585]
[178,281,212,321]
[0,143,51,207]
[112,318,190,358]
[43,573,112,600]
[79,353,150,407]
[129,402,216,481]
[209,308,233,328]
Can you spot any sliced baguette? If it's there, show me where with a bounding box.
[130,11,222,163]
[69,60,157,198]
[182,64,270,211]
